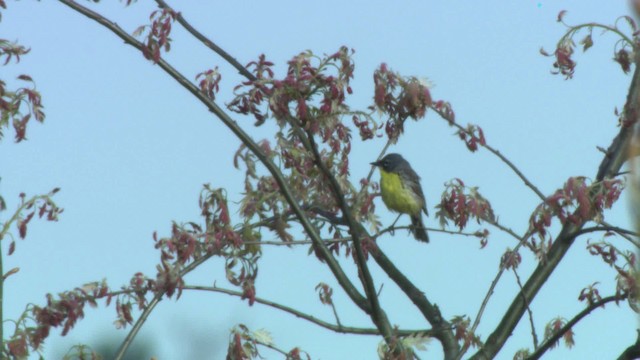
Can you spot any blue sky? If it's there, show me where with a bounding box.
[1,1,636,359]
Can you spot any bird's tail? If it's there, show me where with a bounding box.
[410,214,429,242]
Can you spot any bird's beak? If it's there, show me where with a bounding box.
[370,160,382,167]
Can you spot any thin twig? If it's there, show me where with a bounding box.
[559,223,640,248]
[257,341,289,357]
[329,301,342,328]
[432,107,545,201]
[600,221,640,248]
[154,0,256,81]
[458,229,534,360]
[184,284,434,337]
[114,253,213,360]
[0,193,56,345]
[242,238,351,246]
[376,225,482,239]
[513,268,538,349]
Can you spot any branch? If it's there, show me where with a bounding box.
[242,238,351,246]
[184,284,436,337]
[114,253,213,360]
[617,329,640,360]
[376,225,482,240]
[304,130,395,342]
[526,294,626,360]
[55,0,370,356]
[369,246,460,360]
[145,8,415,349]
[432,108,545,201]
[513,268,538,349]
[458,229,535,360]
[578,222,640,248]
[257,341,290,357]
[470,50,640,360]
[154,0,256,82]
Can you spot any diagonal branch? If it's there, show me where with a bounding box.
[304,131,395,341]
[369,245,460,360]
[431,108,545,201]
[154,0,256,82]
[153,0,399,346]
[617,329,640,360]
[55,0,370,356]
[458,229,535,360]
[470,51,640,360]
[526,294,627,360]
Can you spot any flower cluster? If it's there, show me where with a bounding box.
[529,177,623,241]
[372,64,432,142]
[230,49,383,247]
[435,179,495,231]
[586,241,637,305]
[132,8,178,62]
[541,11,637,79]
[543,317,574,349]
[0,71,45,142]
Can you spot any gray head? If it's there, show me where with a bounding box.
[370,153,408,173]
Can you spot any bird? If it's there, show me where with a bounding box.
[370,153,429,242]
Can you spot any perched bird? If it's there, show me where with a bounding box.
[371,153,429,242]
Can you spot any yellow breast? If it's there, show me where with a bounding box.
[379,170,422,215]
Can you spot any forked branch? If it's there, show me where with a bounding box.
[56,1,369,359]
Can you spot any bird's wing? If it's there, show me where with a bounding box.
[398,166,428,216]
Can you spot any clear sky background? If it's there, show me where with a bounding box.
[1,1,637,359]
